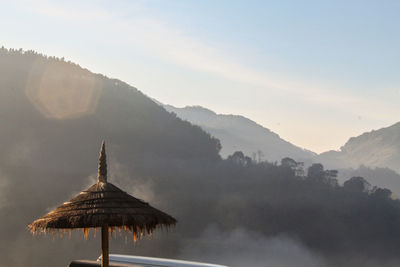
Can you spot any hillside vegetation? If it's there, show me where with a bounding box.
[319,122,400,173]
[164,105,314,162]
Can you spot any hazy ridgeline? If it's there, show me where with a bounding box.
[317,122,400,174]
[163,105,315,162]
[1,48,400,267]
[164,104,400,179]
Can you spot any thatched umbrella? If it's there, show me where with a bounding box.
[28,141,177,267]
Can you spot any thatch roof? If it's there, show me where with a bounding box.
[28,141,176,240]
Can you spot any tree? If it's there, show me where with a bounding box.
[228,151,247,166]
[281,157,305,177]
[257,150,264,163]
[344,176,370,192]
[370,187,392,199]
[307,163,325,180]
[325,169,338,186]
[281,157,297,168]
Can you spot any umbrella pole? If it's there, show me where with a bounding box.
[101,226,109,267]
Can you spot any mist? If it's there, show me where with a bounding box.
[1,48,400,267]
[179,226,323,267]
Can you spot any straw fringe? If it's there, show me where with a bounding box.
[28,181,176,241]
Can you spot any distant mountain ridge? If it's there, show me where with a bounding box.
[318,122,400,173]
[164,104,315,162]
[164,105,400,175]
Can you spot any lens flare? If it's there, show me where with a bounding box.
[25,59,102,119]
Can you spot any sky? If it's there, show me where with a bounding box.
[1,0,399,153]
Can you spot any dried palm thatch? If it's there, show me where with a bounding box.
[28,181,176,239]
[28,141,177,267]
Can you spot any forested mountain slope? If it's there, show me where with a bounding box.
[319,122,400,173]
[0,48,221,170]
[164,105,314,162]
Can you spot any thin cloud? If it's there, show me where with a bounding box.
[14,0,400,122]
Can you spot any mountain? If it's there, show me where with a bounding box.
[164,105,315,162]
[164,104,400,197]
[0,48,222,266]
[318,122,400,173]
[2,48,400,267]
[0,48,221,169]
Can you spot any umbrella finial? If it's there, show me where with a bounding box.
[98,140,107,183]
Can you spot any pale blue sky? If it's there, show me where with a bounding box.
[1,0,399,152]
